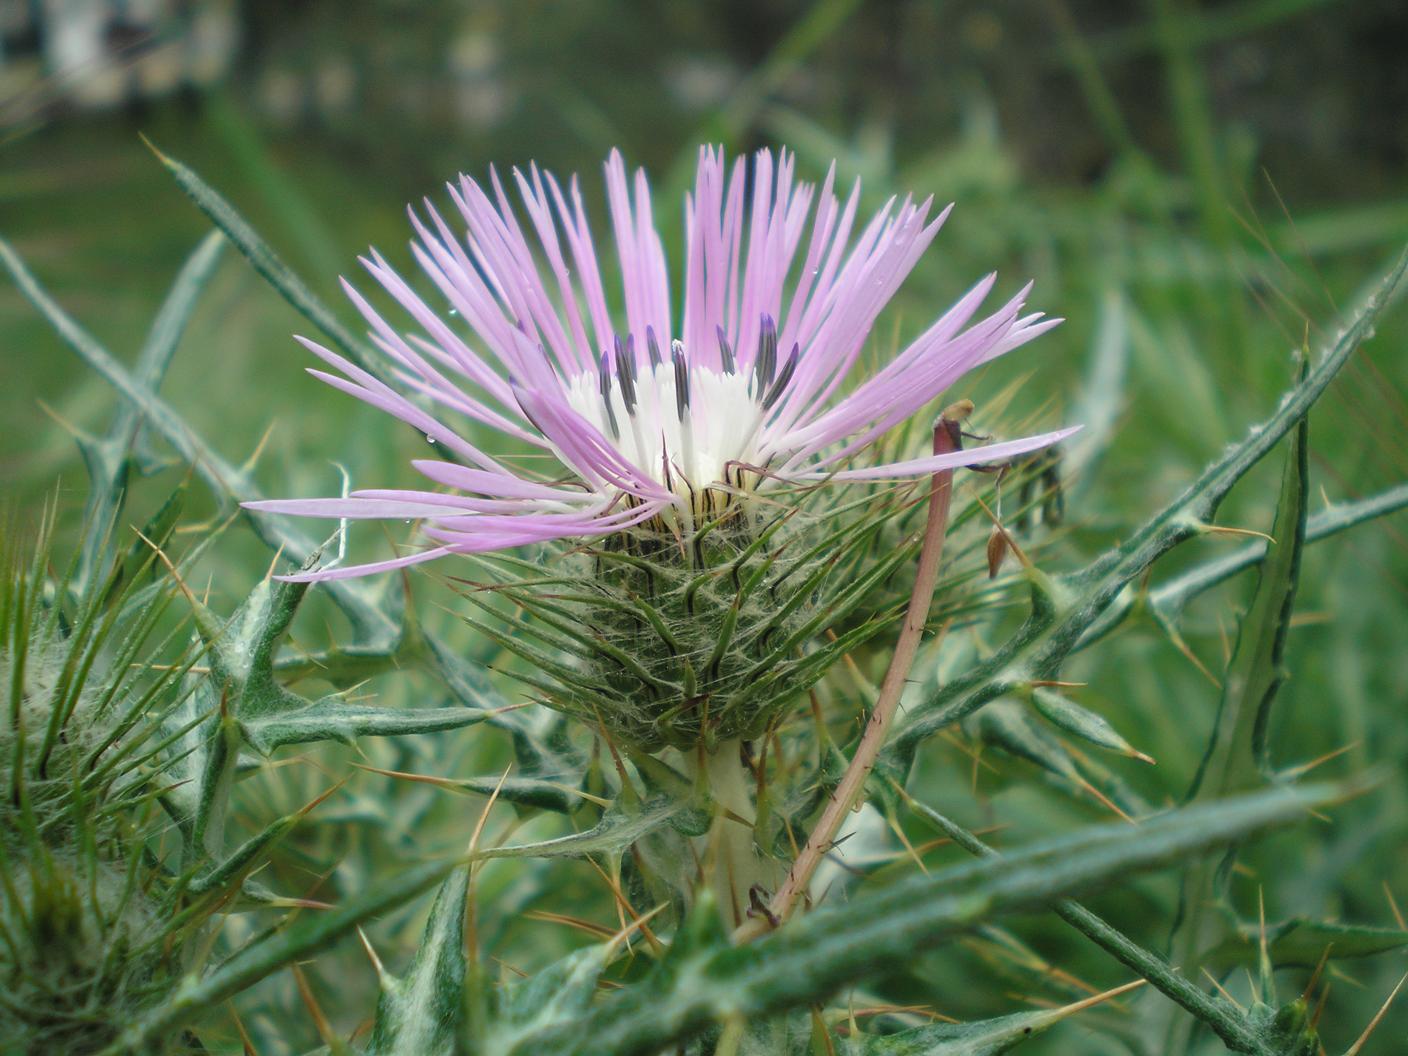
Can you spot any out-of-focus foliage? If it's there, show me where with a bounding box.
[3,3,1408,1054]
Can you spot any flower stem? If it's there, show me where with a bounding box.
[738,407,962,939]
[697,738,773,929]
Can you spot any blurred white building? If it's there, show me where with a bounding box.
[0,0,237,121]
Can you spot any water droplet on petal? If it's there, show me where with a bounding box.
[426,434,437,443]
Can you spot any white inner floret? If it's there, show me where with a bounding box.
[563,354,764,503]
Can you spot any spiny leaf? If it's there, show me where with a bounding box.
[495,940,611,1036]
[241,698,493,755]
[512,782,1346,1056]
[1188,363,1310,800]
[359,765,592,815]
[891,792,1260,1052]
[1205,918,1408,972]
[106,858,462,1052]
[79,231,225,589]
[366,869,469,1056]
[475,795,685,863]
[143,137,381,376]
[1160,388,1310,1051]
[1075,481,1408,652]
[891,243,1408,757]
[0,232,635,782]
[846,983,1142,1054]
[1029,687,1150,761]
[968,699,1147,817]
[0,233,399,646]
[188,812,300,895]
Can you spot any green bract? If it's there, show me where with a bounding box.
[461,485,919,752]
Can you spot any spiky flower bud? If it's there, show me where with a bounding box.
[472,484,923,750]
[1,849,163,1053]
[0,513,193,1053]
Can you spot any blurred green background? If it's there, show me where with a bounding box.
[2,1,1407,1052]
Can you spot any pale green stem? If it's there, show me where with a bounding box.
[695,738,775,930]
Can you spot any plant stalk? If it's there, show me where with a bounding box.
[739,408,961,939]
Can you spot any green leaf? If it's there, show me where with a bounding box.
[143,138,380,376]
[366,869,470,1056]
[241,698,493,754]
[1205,918,1408,972]
[101,480,187,609]
[892,244,1407,757]
[1165,378,1311,1050]
[847,993,1122,1054]
[107,858,462,1052]
[0,232,590,780]
[1062,287,1129,493]
[1189,366,1310,800]
[361,771,590,815]
[895,794,1261,1052]
[79,231,224,589]
[496,944,612,1034]
[1030,687,1149,760]
[512,782,1345,1056]
[476,795,685,863]
[1075,481,1408,652]
[968,699,1147,817]
[472,943,619,1056]
[0,233,399,646]
[188,812,300,895]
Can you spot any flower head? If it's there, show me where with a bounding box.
[246,147,1075,579]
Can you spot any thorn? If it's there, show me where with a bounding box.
[604,900,669,956]
[1054,978,1147,1015]
[490,955,530,980]
[883,810,929,876]
[1310,978,1331,1032]
[138,131,172,165]
[1199,523,1276,544]
[1385,882,1406,930]
[226,1001,258,1056]
[1344,971,1408,1056]
[355,926,386,981]
[1076,776,1136,825]
[1162,622,1222,689]
[1301,942,1333,1005]
[295,777,351,819]
[292,964,340,1047]
[466,765,512,859]
[523,909,616,940]
[1282,741,1360,779]
[134,527,201,608]
[36,398,96,443]
[263,543,289,584]
[1201,967,1246,1011]
[243,420,277,475]
[585,857,664,955]
[464,764,512,968]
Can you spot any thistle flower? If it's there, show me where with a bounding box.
[247,147,1075,578]
[247,148,1076,750]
